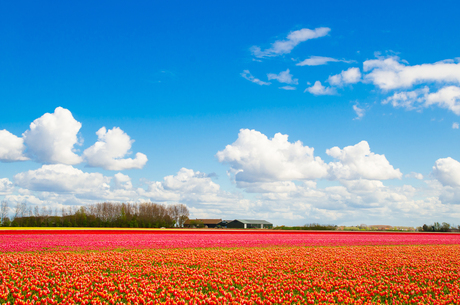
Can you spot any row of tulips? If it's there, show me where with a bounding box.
[1,244,460,304]
[1,231,460,252]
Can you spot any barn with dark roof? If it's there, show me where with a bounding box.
[227,219,273,229]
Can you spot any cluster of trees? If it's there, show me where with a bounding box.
[421,222,459,232]
[0,201,189,228]
[274,223,337,230]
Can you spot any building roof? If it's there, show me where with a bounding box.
[219,220,233,223]
[184,219,222,225]
[232,219,273,225]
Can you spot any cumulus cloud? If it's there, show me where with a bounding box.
[251,27,330,58]
[328,67,361,86]
[216,129,328,183]
[83,127,148,171]
[339,179,384,194]
[0,178,14,195]
[162,168,221,194]
[267,69,298,85]
[383,86,460,115]
[327,141,402,180]
[296,56,355,66]
[14,164,111,195]
[432,157,460,188]
[140,168,254,216]
[112,172,133,190]
[405,172,424,180]
[241,70,271,85]
[363,56,460,90]
[453,122,460,129]
[353,104,365,120]
[0,130,28,162]
[22,107,83,165]
[425,86,460,115]
[304,81,336,95]
[141,168,225,203]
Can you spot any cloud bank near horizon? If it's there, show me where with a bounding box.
[2,115,460,225]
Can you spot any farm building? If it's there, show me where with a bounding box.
[217,220,233,228]
[227,219,273,229]
[183,219,222,228]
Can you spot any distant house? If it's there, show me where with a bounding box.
[183,219,222,228]
[227,219,273,229]
[217,220,233,228]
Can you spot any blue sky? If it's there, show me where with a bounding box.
[1,0,460,226]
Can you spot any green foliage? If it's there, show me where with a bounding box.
[5,202,189,229]
[422,222,455,232]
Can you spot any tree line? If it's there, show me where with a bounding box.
[420,222,459,232]
[0,201,189,228]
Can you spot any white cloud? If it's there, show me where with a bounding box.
[113,172,133,190]
[241,70,271,86]
[353,104,365,120]
[236,181,299,194]
[140,168,255,217]
[328,67,361,86]
[14,164,111,195]
[162,168,220,194]
[267,69,298,85]
[253,177,447,225]
[296,56,355,66]
[0,178,14,195]
[382,87,428,110]
[340,179,384,194]
[383,86,460,115]
[425,86,460,115]
[0,130,28,162]
[4,194,44,207]
[304,81,336,95]
[279,86,296,90]
[453,122,460,129]
[432,157,460,188]
[327,141,402,180]
[251,27,330,58]
[22,107,83,165]
[83,127,148,171]
[363,56,460,90]
[216,129,328,183]
[405,172,424,180]
[297,56,340,66]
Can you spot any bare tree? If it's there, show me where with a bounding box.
[34,206,40,217]
[177,204,189,227]
[1,201,9,224]
[24,204,32,217]
[13,202,27,220]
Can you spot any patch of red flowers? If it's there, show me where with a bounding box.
[1,244,460,304]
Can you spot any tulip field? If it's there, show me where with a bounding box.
[1,230,460,304]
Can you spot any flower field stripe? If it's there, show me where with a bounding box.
[1,245,460,304]
[1,231,460,253]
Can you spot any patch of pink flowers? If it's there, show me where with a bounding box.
[1,231,460,252]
